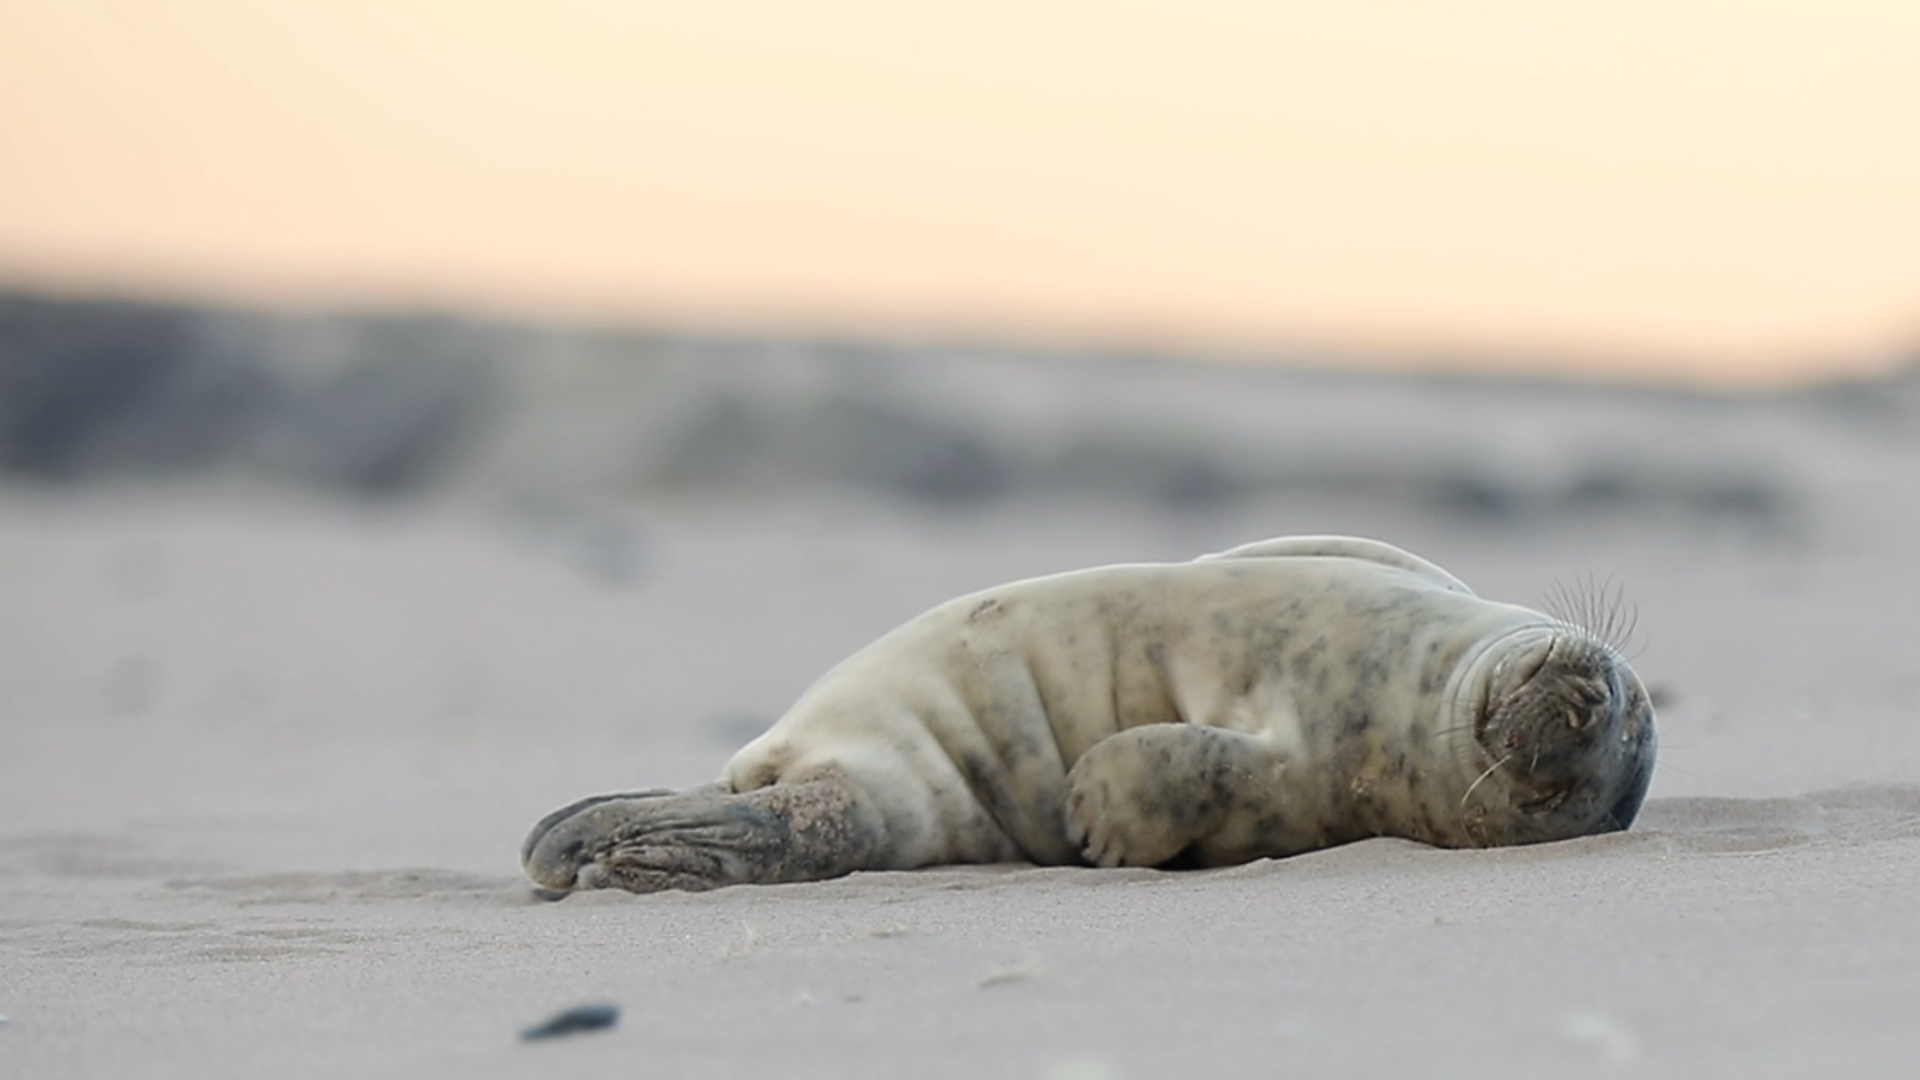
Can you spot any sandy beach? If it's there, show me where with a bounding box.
[4,338,1920,1079]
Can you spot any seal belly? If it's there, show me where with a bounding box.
[930,576,1202,862]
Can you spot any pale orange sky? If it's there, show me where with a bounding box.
[2,1,1917,385]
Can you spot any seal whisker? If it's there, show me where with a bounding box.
[1543,572,1643,658]
[1461,753,1513,808]
[1614,590,1643,659]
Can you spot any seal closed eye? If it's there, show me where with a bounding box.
[522,535,1658,894]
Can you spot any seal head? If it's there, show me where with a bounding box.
[1452,627,1657,847]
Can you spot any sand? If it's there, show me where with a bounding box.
[5,395,1920,1078]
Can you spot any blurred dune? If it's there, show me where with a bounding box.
[9,290,1915,531]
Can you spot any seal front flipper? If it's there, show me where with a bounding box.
[522,771,888,895]
[1063,725,1289,868]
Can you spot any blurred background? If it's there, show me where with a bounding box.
[3,0,1918,501]
[4,2,1920,812]
[7,15,1920,1075]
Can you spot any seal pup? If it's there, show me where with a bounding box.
[523,535,1656,894]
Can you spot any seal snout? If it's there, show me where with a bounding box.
[1477,637,1630,783]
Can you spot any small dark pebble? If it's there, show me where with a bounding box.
[521,1002,619,1041]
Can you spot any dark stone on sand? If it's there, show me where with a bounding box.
[521,1002,620,1041]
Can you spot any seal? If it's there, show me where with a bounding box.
[523,535,1656,894]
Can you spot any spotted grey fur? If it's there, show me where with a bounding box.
[523,535,1657,894]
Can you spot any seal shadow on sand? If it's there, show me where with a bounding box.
[222,785,1920,902]
[786,782,1920,895]
[14,786,1914,915]
[1628,783,1920,853]
[1235,782,1920,871]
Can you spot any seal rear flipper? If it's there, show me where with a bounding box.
[520,787,686,869]
[1196,535,1472,594]
[1064,724,1290,868]
[521,772,888,895]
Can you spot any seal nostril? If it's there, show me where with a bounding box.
[1518,784,1572,816]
